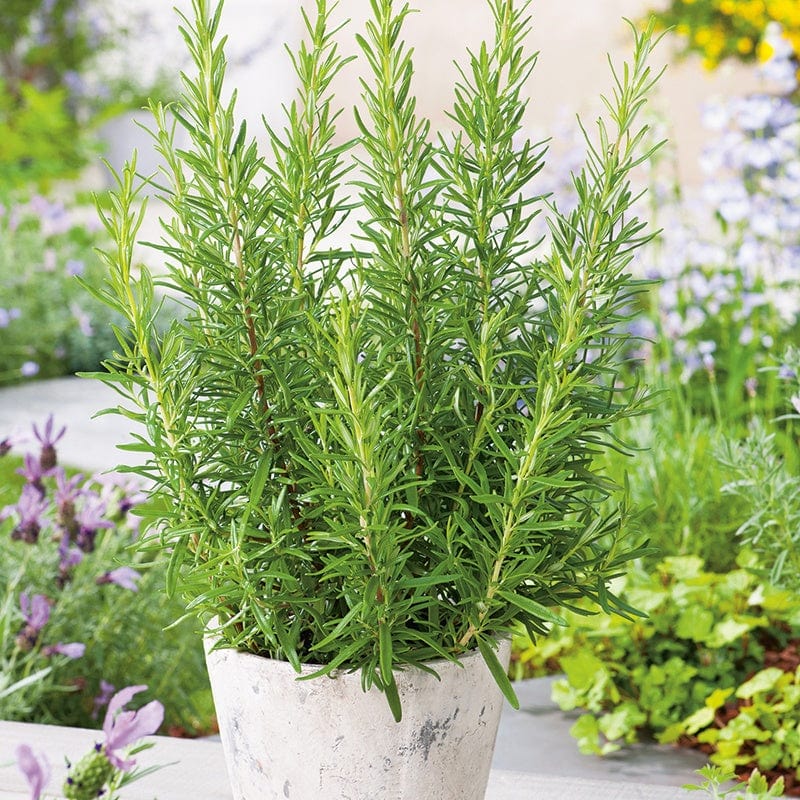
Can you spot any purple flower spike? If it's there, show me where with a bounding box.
[103,685,164,770]
[16,453,54,492]
[7,484,48,543]
[74,492,114,552]
[43,641,86,659]
[19,593,51,631]
[16,744,50,800]
[97,566,142,592]
[32,415,66,471]
[16,593,50,650]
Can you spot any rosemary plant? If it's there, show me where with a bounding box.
[89,0,662,719]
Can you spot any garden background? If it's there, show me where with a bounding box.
[4,0,800,797]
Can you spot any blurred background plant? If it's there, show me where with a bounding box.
[648,0,800,74]
[0,0,175,188]
[0,194,126,384]
[0,417,214,736]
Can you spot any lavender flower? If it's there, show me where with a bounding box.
[96,566,142,591]
[5,484,49,543]
[66,258,85,278]
[54,468,83,535]
[43,641,86,659]
[58,532,84,587]
[91,680,117,720]
[16,453,53,494]
[95,473,147,515]
[20,592,51,630]
[63,686,163,798]
[15,744,50,800]
[33,415,66,471]
[20,362,40,378]
[16,592,51,650]
[74,492,114,552]
[102,685,164,770]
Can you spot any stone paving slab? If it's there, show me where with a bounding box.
[0,376,145,474]
[0,721,698,799]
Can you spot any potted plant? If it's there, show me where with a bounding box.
[88,0,662,797]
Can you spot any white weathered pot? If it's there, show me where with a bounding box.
[205,637,510,800]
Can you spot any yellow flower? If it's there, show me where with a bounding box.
[736,36,754,53]
[695,28,713,45]
[757,39,775,60]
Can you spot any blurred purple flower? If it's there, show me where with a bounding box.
[70,302,94,337]
[15,744,50,800]
[20,362,39,378]
[75,492,114,552]
[65,258,85,277]
[97,566,142,592]
[92,680,117,720]
[43,641,86,659]
[103,685,164,770]
[33,415,65,471]
[16,593,51,651]
[19,592,51,631]
[96,473,147,516]
[54,468,83,528]
[57,532,83,586]
[16,453,54,493]
[4,484,49,543]
[42,249,57,272]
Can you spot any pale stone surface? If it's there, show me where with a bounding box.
[0,720,699,799]
[0,377,146,474]
[205,640,511,800]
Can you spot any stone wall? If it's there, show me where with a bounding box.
[109,0,762,185]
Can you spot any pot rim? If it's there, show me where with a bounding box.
[205,619,509,677]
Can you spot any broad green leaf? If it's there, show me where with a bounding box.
[560,652,607,692]
[736,668,785,700]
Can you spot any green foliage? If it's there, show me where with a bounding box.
[670,666,800,778]
[0,80,88,187]
[596,398,748,573]
[715,418,800,590]
[89,0,662,716]
[512,556,800,754]
[0,193,143,383]
[685,765,785,798]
